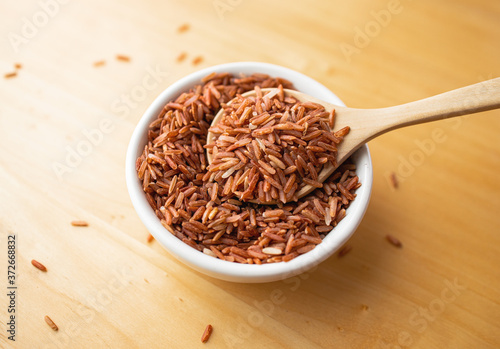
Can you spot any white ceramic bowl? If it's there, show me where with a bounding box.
[126,62,373,283]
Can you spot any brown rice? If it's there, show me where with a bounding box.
[136,73,360,264]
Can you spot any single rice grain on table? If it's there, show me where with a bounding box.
[116,54,130,62]
[44,316,58,331]
[389,172,398,189]
[192,56,203,65]
[177,23,190,33]
[201,324,213,343]
[136,72,360,264]
[71,220,89,227]
[4,72,17,79]
[31,259,47,271]
[176,52,187,63]
[386,234,403,248]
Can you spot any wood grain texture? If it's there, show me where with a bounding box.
[1,0,499,348]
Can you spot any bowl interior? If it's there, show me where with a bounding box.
[126,62,373,283]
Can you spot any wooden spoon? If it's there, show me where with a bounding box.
[207,78,500,202]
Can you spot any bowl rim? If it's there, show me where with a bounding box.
[126,61,373,282]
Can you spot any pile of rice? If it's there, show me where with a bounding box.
[207,85,350,204]
[136,73,360,264]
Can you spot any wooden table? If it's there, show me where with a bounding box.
[1,0,499,348]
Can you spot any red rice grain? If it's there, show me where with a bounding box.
[201,324,213,343]
[192,56,203,65]
[44,316,58,331]
[389,172,399,189]
[386,234,403,248]
[177,52,187,63]
[71,220,88,227]
[177,23,190,33]
[116,55,130,62]
[31,259,47,272]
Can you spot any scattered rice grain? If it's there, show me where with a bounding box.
[386,234,403,248]
[389,172,399,189]
[201,324,213,343]
[116,55,130,62]
[177,23,190,33]
[31,259,47,272]
[192,56,203,65]
[71,220,88,227]
[177,52,187,63]
[44,316,58,331]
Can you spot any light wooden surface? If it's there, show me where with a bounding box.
[1,0,499,348]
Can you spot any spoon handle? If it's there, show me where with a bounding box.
[313,78,500,199]
[344,77,500,143]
